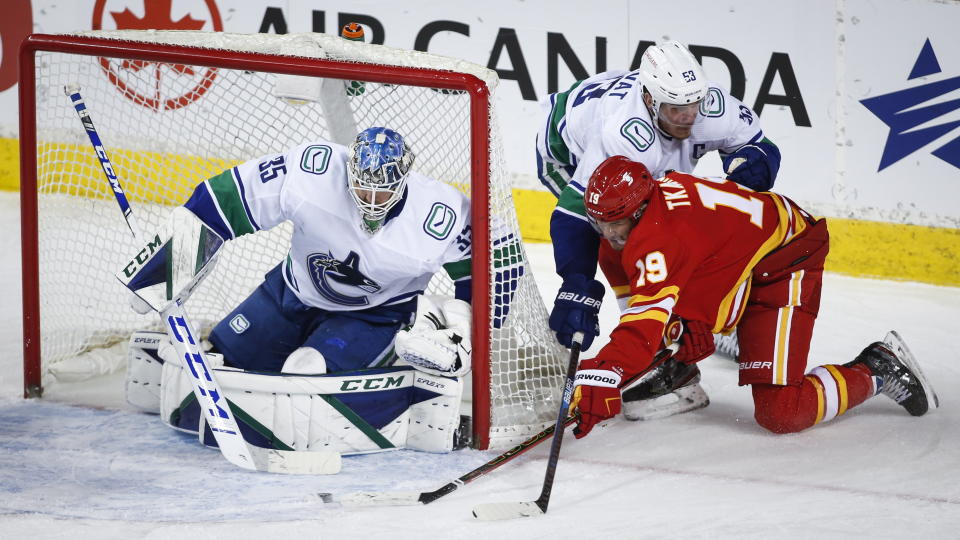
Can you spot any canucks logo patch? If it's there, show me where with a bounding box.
[424,202,456,240]
[620,118,655,152]
[300,144,332,174]
[308,251,381,306]
[229,314,250,334]
[700,87,725,117]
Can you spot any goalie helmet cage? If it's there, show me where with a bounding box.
[19,31,567,451]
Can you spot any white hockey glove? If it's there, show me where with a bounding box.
[117,206,224,313]
[395,295,472,378]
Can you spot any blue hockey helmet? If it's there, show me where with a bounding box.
[347,127,415,230]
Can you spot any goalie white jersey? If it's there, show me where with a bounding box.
[183,140,472,313]
[537,69,764,191]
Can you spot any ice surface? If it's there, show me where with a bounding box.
[2,191,958,539]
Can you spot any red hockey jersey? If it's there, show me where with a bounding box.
[596,171,814,377]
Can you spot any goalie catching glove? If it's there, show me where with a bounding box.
[394,295,472,377]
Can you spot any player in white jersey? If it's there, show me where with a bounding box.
[540,42,781,421]
[536,40,780,197]
[121,127,481,454]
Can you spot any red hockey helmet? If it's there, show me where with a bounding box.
[584,156,656,222]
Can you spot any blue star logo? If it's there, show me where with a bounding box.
[860,38,960,171]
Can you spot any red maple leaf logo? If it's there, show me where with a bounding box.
[92,0,223,110]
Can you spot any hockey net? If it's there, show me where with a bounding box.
[20,31,566,450]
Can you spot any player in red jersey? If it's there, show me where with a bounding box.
[569,155,939,438]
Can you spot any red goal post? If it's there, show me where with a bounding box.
[19,31,566,450]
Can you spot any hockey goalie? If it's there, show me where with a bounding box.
[119,127,488,457]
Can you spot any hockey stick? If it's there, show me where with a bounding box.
[471,331,584,520]
[318,414,579,507]
[66,86,340,474]
[65,86,141,237]
[471,339,679,520]
[318,343,675,505]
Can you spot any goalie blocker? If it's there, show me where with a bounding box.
[127,324,470,455]
[117,206,224,314]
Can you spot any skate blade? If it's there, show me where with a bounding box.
[623,383,710,421]
[883,330,940,411]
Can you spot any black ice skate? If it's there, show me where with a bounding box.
[621,356,709,421]
[846,331,939,416]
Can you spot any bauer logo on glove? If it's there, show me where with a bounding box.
[556,291,602,309]
[550,274,605,350]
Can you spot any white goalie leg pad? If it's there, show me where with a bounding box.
[406,371,464,452]
[158,343,229,434]
[395,295,472,377]
[160,357,200,434]
[159,363,461,454]
[157,338,224,369]
[125,331,168,413]
[622,383,710,421]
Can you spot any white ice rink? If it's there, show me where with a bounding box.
[1,190,958,539]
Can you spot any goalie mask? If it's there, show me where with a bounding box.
[348,127,415,233]
[584,156,656,250]
[638,41,708,139]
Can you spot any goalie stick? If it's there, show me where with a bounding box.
[65,86,340,475]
